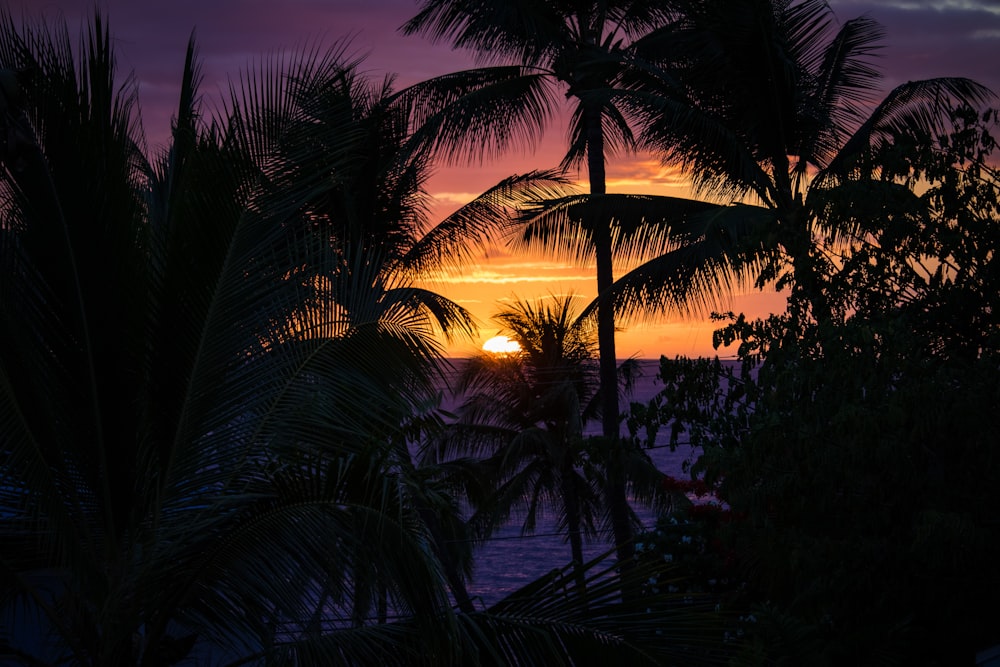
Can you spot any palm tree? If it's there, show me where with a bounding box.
[457,296,603,582]
[439,296,665,593]
[273,61,580,618]
[601,0,996,323]
[0,11,476,661]
[401,0,680,569]
[0,11,696,664]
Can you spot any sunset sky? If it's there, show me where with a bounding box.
[10,0,1000,358]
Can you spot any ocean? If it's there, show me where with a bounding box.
[437,358,701,608]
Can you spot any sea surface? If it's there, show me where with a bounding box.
[437,358,702,609]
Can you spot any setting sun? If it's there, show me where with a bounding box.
[482,335,522,355]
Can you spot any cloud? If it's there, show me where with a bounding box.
[427,269,596,285]
[479,260,594,271]
[431,192,490,206]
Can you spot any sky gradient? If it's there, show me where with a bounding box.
[9,0,1000,358]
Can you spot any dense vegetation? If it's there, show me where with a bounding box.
[1,1,997,665]
[636,103,1000,664]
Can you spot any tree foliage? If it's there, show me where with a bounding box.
[611,0,995,326]
[0,10,694,665]
[403,0,703,570]
[639,103,1000,663]
[439,297,657,576]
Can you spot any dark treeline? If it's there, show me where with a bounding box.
[1,1,997,665]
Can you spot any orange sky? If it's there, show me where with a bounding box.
[420,127,786,360]
[9,0,999,359]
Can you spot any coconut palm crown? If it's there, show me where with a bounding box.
[606,0,998,321]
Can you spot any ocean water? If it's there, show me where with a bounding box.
[438,358,702,608]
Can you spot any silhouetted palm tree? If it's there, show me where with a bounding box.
[440,296,666,593]
[458,296,603,580]
[402,0,680,569]
[0,13,473,661]
[603,0,997,322]
[272,54,577,623]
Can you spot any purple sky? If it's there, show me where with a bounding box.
[10,1,999,152]
[11,1,474,148]
[6,0,999,357]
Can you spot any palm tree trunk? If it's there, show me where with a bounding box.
[560,465,587,595]
[377,582,388,624]
[398,437,477,614]
[417,505,477,614]
[584,102,635,578]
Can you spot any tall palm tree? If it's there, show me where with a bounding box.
[402,0,680,568]
[601,0,997,322]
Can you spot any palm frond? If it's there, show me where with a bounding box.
[514,192,722,266]
[0,6,149,572]
[267,546,726,665]
[798,15,885,169]
[401,0,567,67]
[600,204,779,321]
[396,66,558,165]
[402,169,574,277]
[468,547,729,666]
[632,86,777,204]
[824,77,996,179]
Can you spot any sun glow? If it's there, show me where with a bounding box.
[482,335,522,355]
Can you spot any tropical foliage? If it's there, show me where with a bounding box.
[609,0,995,322]
[3,1,998,664]
[637,96,1000,664]
[0,11,683,665]
[0,13,448,663]
[402,0,695,564]
[437,296,665,582]
[401,0,991,575]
